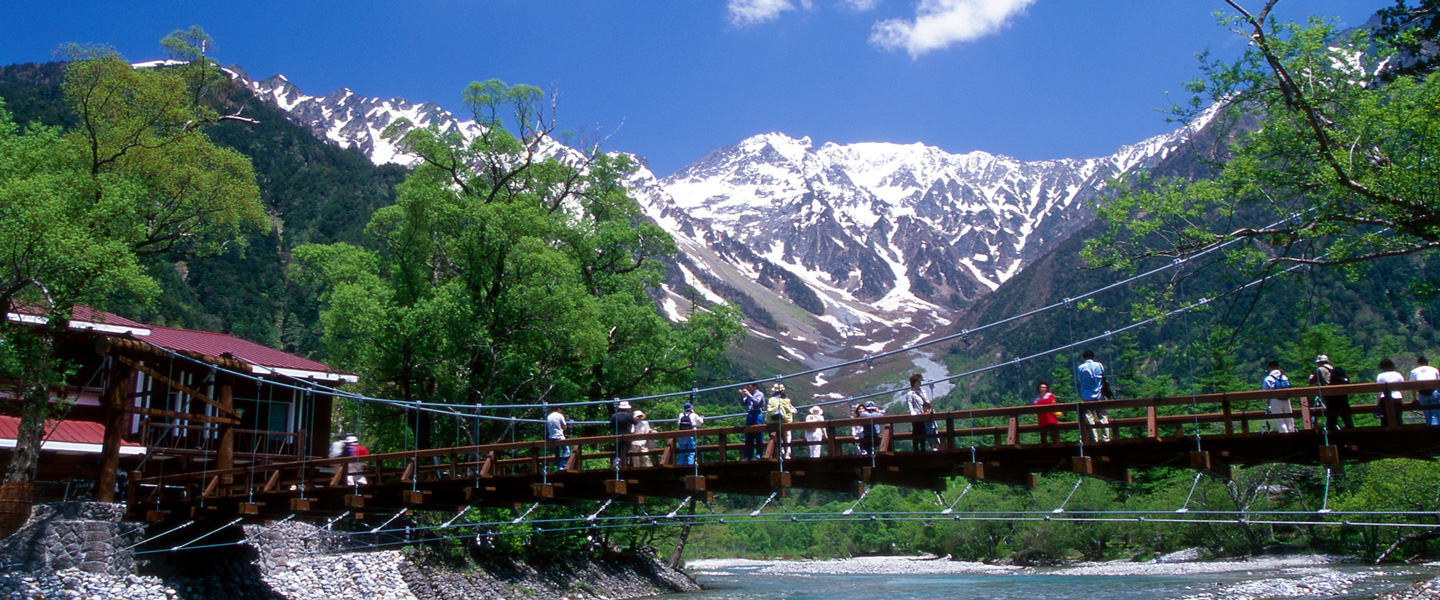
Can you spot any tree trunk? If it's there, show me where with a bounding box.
[668,498,697,568]
[3,320,67,485]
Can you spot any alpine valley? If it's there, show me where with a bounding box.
[238,68,1215,396]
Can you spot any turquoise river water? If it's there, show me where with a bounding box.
[666,562,1437,600]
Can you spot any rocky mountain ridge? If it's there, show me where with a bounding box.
[227,67,1210,372]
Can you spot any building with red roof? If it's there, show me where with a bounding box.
[1,306,355,503]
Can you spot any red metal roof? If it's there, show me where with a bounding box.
[7,304,351,378]
[142,325,338,374]
[0,416,142,449]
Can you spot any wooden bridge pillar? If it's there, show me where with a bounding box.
[97,364,136,503]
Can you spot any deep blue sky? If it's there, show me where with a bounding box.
[0,1,1392,176]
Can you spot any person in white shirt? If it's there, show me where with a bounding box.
[1261,361,1295,434]
[803,405,826,458]
[1411,356,1440,426]
[545,407,568,470]
[1376,358,1406,426]
[630,411,654,467]
[902,373,936,451]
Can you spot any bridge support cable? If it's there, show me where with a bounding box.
[1051,477,1085,515]
[749,491,780,517]
[370,506,415,535]
[586,497,617,523]
[841,487,872,516]
[1318,467,1334,515]
[442,503,477,529]
[512,502,543,525]
[106,519,195,557]
[311,510,352,536]
[1176,472,1204,514]
[941,483,973,515]
[172,517,244,552]
[665,495,695,520]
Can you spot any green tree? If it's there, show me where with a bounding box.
[294,79,743,449]
[1085,0,1440,276]
[0,37,265,484]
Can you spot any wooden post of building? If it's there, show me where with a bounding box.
[97,364,136,504]
[217,377,235,482]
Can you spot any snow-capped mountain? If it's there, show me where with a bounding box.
[242,71,484,166]
[231,69,1208,366]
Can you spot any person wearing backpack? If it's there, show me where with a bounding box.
[1309,355,1353,431]
[1262,360,1295,433]
[676,403,704,465]
[766,384,796,459]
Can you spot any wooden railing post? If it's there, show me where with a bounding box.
[1222,394,1233,436]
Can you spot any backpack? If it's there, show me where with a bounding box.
[679,413,695,430]
[1329,365,1349,385]
[1270,373,1289,389]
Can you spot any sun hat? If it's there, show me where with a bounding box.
[617,401,632,410]
[863,401,877,409]
[683,402,693,411]
[772,383,786,394]
[809,406,823,415]
[1315,354,1329,364]
[344,434,358,443]
[633,411,646,420]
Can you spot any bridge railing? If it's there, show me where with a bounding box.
[127,379,1438,507]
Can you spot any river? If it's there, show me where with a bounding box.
[668,556,1437,600]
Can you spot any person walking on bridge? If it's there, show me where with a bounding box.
[546,406,569,470]
[1309,355,1353,431]
[1376,358,1405,427]
[1411,356,1440,426]
[1262,361,1295,434]
[1076,350,1111,442]
[860,401,884,454]
[767,384,796,459]
[740,383,766,460]
[904,373,936,452]
[1033,382,1061,445]
[850,404,869,455]
[630,411,654,467]
[676,403,704,465]
[610,401,638,468]
[803,405,826,458]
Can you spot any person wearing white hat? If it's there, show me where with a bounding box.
[630,411,653,467]
[610,400,638,468]
[766,384,796,459]
[1308,354,1352,431]
[803,405,826,458]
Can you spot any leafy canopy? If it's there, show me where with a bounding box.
[1084,0,1440,276]
[294,79,742,448]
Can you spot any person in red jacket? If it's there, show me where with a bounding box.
[1033,382,1061,445]
[345,434,369,485]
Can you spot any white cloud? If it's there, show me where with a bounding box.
[840,0,881,12]
[869,0,1035,58]
[728,0,815,26]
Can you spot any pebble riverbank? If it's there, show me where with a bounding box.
[0,503,699,600]
[686,554,1440,600]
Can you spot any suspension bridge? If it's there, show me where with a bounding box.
[127,378,1440,528]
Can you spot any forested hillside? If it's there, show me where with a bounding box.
[0,62,408,358]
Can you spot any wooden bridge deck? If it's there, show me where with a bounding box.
[127,379,1440,523]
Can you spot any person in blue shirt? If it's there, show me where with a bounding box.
[1076,350,1111,442]
[740,383,766,460]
